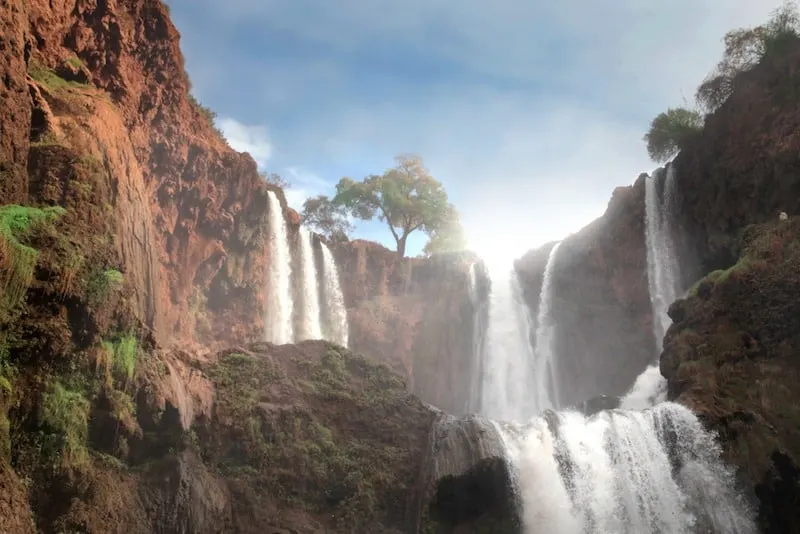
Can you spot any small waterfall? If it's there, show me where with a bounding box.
[623,166,682,409]
[466,262,489,414]
[494,403,756,534]
[319,242,349,347]
[265,191,294,344]
[297,228,323,341]
[532,241,563,411]
[480,267,539,421]
[645,166,681,348]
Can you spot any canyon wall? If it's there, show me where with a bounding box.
[334,240,485,415]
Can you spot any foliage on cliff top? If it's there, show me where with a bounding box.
[696,0,800,112]
[643,108,704,163]
[200,342,432,531]
[333,154,464,258]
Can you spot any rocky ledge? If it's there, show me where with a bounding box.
[661,217,800,534]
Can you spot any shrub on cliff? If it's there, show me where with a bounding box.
[333,154,464,258]
[696,0,800,112]
[643,108,704,163]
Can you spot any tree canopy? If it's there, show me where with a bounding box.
[696,1,799,112]
[423,205,467,256]
[300,195,353,243]
[332,154,462,258]
[643,108,704,163]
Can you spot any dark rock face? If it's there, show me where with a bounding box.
[661,219,800,534]
[419,414,521,533]
[516,176,656,408]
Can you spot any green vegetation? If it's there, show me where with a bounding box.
[28,61,88,91]
[0,204,67,312]
[65,56,84,70]
[643,1,800,159]
[100,333,138,386]
[332,154,464,258]
[204,346,414,529]
[697,1,800,112]
[40,380,91,472]
[85,267,124,306]
[300,194,354,243]
[643,108,704,163]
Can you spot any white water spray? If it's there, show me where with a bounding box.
[495,403,756,534]
[265,191,293,344]
[320,242,349,347]
[297,228,323,341]
[532,241,563,411]
[480,267,539,421]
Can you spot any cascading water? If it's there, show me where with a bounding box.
[645,166,682,347]
[466,262,489,415]
[265,191,294,344]
[480,266,539,421]
[621,166,681,409]
[494,402,756,533]
[297,228,323,341]
[319,242,349,347]
[532,241,563,411]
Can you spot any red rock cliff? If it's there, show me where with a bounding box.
[334,240,486,414]
[1,0,287,351]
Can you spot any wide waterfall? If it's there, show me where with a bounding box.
[480,266,539,421]
[265,191,294,344]
[297,228,323,341]
[532,241,563,412]
[319,242,349,347]
[494,403,756,533]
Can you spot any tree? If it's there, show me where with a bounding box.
[332,154,452,258]
[260,171,290,189]
[696,1,800,112]
[300,195,353,243]
[643,108,704,163]
[423,206,467,255]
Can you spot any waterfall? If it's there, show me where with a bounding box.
[466,262,489,414]
[494,403,756,534]
[621,167,682,409]
[319,242,349,347]
[265,191,294,344]
[645,166,681,348]
[479,267,539,421]
[297,228,323,341]
[532,241,563,411]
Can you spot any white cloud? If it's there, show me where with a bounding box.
[216,117,273,168]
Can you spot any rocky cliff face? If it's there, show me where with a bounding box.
[1,0,280,351]
[334,241,487,415]
[515,175,656,407]
[661,218,800,534]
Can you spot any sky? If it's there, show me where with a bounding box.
[164,0,785,265]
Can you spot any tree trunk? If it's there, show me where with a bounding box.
[396,234,408,258]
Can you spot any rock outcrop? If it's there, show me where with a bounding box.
[335,241,487,415]
[515,175,655,407]
[661,218,800,534]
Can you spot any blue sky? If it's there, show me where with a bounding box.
[165,0,783,264]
